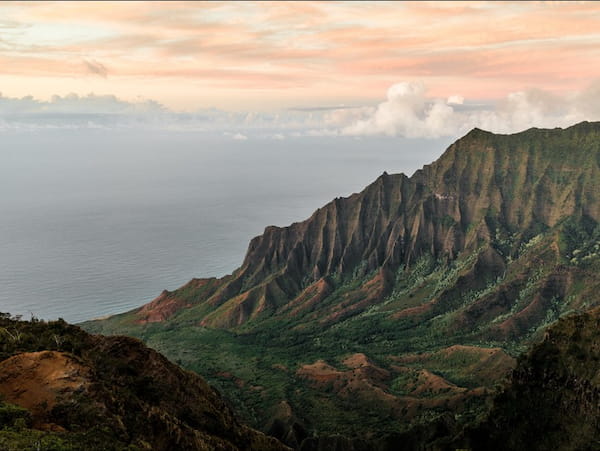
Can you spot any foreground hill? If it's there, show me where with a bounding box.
[463,306,600,451]
[85,122,600,445]
[0,314,288,451]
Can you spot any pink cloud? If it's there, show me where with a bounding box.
[0,1,599,110]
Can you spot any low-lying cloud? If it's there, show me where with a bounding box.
[2,81,600,138]
[0,92,164,115]
[0,92,325,135]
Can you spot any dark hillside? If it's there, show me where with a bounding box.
[0,314,289,451]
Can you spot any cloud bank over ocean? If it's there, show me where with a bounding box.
[2,81,600,139]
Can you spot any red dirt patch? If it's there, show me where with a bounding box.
[392,298,436,319]
[282,278,332,317]
[409,369,463,396]
[296,360,342,384]
[391,345,515,387]
[342,353,373,369]
[214,371,246,388]
[271,363,289,372]
[0,351,90,425]
[297,356,392,404]
[136,290,191,324]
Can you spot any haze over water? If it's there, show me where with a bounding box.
[1,130,450,323]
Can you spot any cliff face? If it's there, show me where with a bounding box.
[0,316,289,451]
[128,122,599,333]
[241,124,599,291]
[85,122,600,446]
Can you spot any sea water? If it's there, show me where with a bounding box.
[0,129,451,322]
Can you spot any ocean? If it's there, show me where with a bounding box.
[0,129,451,323]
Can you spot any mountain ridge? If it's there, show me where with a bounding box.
[127,121,599,330]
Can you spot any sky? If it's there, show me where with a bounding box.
[1,1,600,321]
[1,1,600,138]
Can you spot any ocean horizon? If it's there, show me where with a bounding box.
[1,129,450,323]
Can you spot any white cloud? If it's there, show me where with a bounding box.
[0,92,165,115]
[232,132,248,141]
[0,93,175,131]
[340,82,460,138]
[336,81,600,138]
[447,95,464,105]
[0,92,329,133]
[323,106,374,127]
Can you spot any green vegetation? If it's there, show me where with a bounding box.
[0,397,138,451]
[560,216,600,267]
[0,421,140,451]
[86,220,600,442]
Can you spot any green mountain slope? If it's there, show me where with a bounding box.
[84,122,600,446]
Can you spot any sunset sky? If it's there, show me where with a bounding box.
[1,1,600,137]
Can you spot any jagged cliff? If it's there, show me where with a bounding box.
[85,122,600,446]
[240,124,599,287]
[124,122,600,332]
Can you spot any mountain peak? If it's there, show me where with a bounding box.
[462,126,492,137]
[460,121,600,141]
